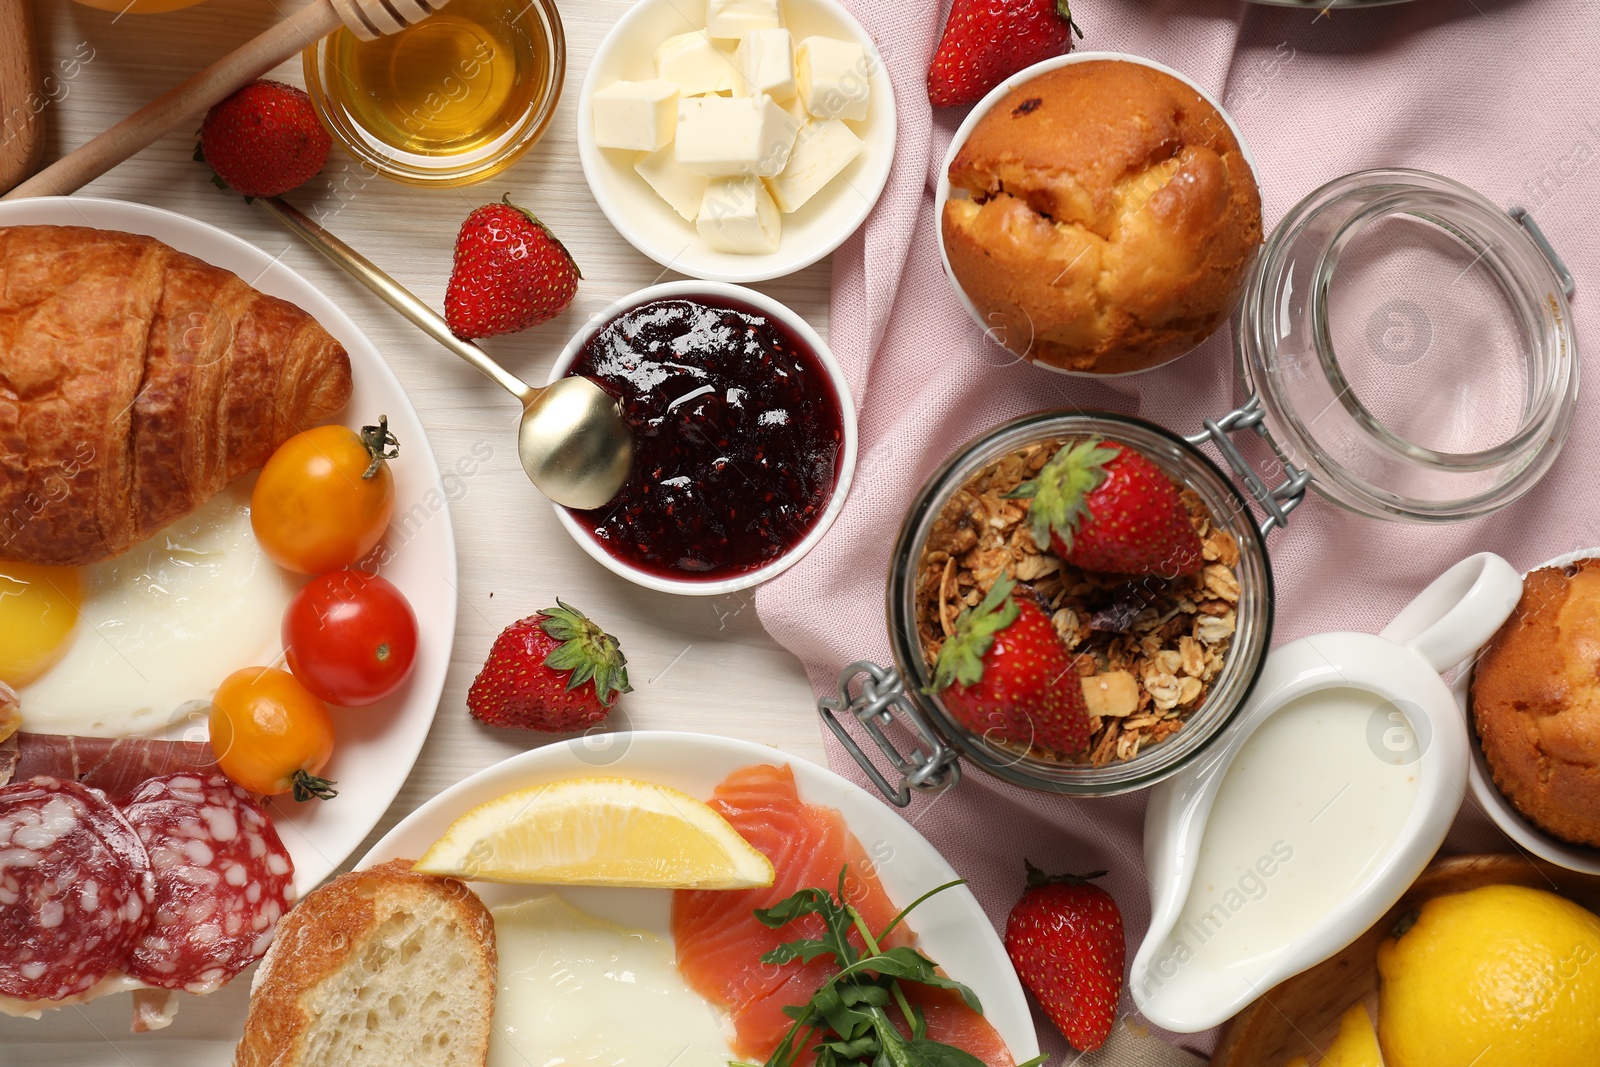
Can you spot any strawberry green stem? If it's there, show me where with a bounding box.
[926,577,1021,694]
[1024,859,1107,888]
[1058,0,1083,38]
[540,599,632,706]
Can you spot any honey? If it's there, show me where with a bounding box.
[305,0,564,186]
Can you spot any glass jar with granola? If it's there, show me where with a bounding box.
[823,411,1274,801]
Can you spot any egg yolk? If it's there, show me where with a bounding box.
[0,562,83,687]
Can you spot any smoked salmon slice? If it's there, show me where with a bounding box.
[672,764,1013,1067]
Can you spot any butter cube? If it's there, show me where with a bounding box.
[795,36,870,121]
[591,80,678,151]
[779,93,809,125]
[765,118,862,212]
[706,0,780,40]
[736,29,795,101]
[697,177,781,254]
[656,31,737,96]
[675,94,800,178]
[636,144,708,222]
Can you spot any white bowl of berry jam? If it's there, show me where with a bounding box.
[547,282,858,596]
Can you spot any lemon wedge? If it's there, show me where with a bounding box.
[414,777,775,889]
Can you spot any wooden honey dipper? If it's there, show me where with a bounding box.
[3,0,450,200]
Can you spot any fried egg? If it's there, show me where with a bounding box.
[489,894,732,1067]
[0,562,82,687]
[9,479,299,737]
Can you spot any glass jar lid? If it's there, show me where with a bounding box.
[1237,169,1578,522]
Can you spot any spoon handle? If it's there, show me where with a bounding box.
[257,196,536,405]
[5,1,343,200]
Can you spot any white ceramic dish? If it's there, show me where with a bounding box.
[546,280,857,596]
[0,197,457,896]
[1131,553,1523,1033]
[1450,548,1600,876]
[933,51,1262,379]
[577,0,895,283]
[360,731,1039,1064]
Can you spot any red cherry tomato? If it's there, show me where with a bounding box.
[283,570,419,707]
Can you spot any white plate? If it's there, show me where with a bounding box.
[0,197,457,897]
[577,0,896,283]
[360,731,1039,1064]
[1451,548,1600,875]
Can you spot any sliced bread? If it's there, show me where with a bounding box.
[233,858,497,1067]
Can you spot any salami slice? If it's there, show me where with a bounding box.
[0,777,155,1002]
[120,774,295,994]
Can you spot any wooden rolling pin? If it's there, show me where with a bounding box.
[0,0,43,193]
[2,0,448,201]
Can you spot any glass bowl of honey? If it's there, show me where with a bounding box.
[302,0,565,187]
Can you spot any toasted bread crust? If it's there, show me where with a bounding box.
[232,859,496,1067]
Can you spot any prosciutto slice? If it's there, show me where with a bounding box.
[0,733,219,801]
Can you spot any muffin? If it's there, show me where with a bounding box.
[1471,559,1600,847]
[941,60,1263,376]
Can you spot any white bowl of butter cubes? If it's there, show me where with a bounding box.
[579,0,896,282]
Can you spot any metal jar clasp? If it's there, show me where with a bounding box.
[1186,395,1313,537]
[818,661,961,807]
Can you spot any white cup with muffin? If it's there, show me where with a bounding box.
[935,52,1263,377]
[1454,549,1600,875]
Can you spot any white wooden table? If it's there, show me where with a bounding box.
[8,0,831,1059]
[7,6,1214,1066]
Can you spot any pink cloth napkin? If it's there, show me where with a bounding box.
[756,0,1600,1059]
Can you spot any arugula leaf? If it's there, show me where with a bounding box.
[764,938,852,966]
[821,1036,881,1060]
[754,883,860,969]
[748,870,1039,1067]
[862,948,984,1014]
[753,887,835,928]
[838,984,892,1008]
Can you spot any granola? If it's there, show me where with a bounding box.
[916,438,1241,766]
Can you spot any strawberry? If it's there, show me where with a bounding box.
[445,196,581,339]
[1005,862,1126,1052]
[198,80,331,198]
[928,0,1083,109]
[927,576,1090,754]
[1011,438,1203,578]
[467,600,630,731]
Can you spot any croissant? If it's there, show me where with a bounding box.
[0,225,352,566]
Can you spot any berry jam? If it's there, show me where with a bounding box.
[566,296,845,579]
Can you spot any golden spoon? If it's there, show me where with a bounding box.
[257,197,632,512]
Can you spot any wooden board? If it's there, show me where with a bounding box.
[1209,854,1600,1066]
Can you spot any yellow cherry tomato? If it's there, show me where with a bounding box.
[209,667,337,801]
[251,417,398,574]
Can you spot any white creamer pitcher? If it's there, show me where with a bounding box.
[1131,552,1523,1033]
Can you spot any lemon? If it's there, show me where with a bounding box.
[414,777,775,889]
[1321,1002,1383,1067]
[1376,884,1600,1067]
